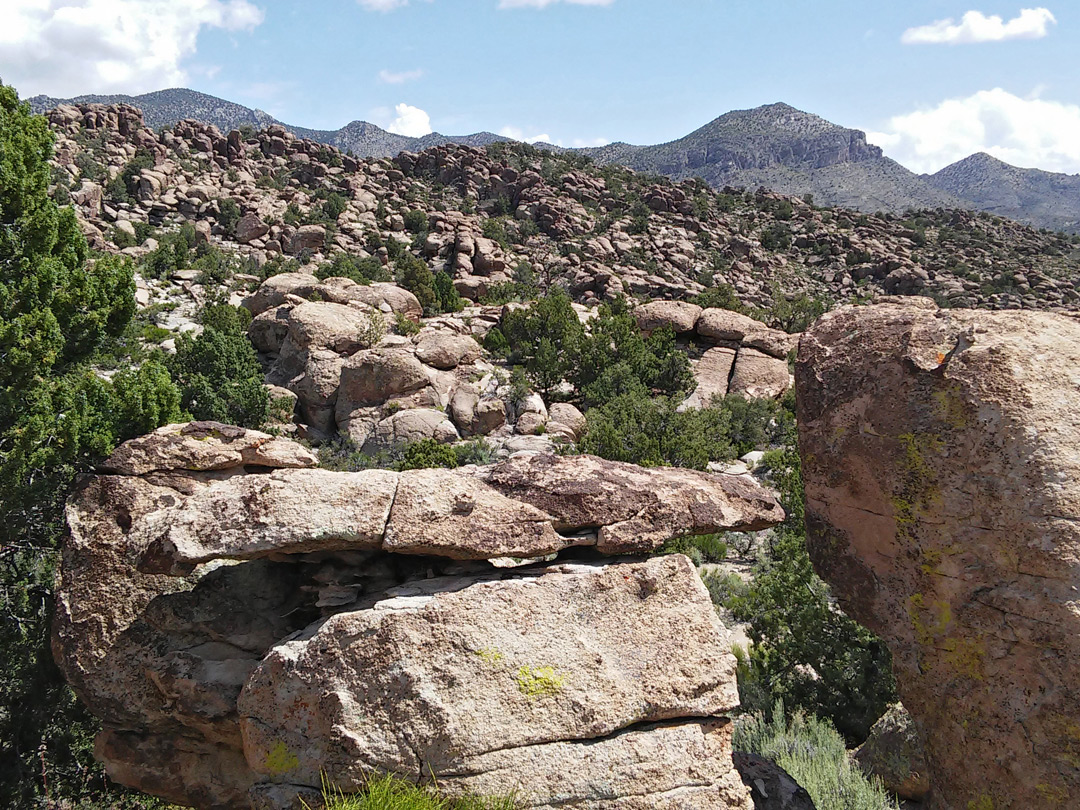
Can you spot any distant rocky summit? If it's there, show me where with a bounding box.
[796,299,1080,808]
[54,421,782,809]
[926,151,1080,234]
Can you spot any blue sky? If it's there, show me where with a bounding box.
[2,1,1078,173]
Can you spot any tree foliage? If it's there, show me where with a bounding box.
[167,316,267,429]
[485,290,692,406]
[0,83,181,807]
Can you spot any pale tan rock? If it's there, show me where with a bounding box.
[728,348,790,399]
[365,408,459,452]
[441,720,752,809]
[482,453,783,553]
[796,301,1080,809]
[682,345,737,409]
[696,309,794,359]
[101,422,317,475]
[243,272,318,316]
[280,301,382,356]
[383,467,567,558]
[239,556,749,808]
[143,469,397,570]
[547,402,586,442]
[634,300,703,334]
[415,332,482,369]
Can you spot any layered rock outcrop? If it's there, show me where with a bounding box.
[55,421,784,809]
[796,299,1080,809]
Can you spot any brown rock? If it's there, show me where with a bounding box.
[234,212,269,244]
[288,224,325,255]
[336,349,433,412]
[796,301,1080,810]
[853,704,929,802]
[733,753,815,810]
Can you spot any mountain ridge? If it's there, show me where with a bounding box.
[28,87,1079,233]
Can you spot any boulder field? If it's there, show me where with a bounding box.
[53,422,783,809]
[796,299,1080,809]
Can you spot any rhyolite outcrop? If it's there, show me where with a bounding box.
[54,421,783,809]
[796,299,1080,809]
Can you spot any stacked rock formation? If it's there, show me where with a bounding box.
[245,273,589,455]
[796,299,1080,809]
[54,421,784,809]
[632,302,794,404]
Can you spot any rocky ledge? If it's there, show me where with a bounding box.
[53,421,783,809]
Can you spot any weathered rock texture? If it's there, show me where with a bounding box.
[55,423,783,809]
[796,299,1080,810]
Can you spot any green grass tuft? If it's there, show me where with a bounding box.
[314,773,516,810]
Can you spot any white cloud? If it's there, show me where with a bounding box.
[869,88,1080,174]
[499,126,610,148]
[387,103,433,137]
[378,68,424,85]
[499,125,553,144]
[0,0,263,97]
[498,0,614,8]
[901,7,1056,45]
[357,0,434,11]
[358,0,408,10]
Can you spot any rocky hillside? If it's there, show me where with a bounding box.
[34,91,1080,230]
[927,152,1080,234]
[30,87,507,158]
[44,102,1080,314]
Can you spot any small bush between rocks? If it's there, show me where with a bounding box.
[734,702,898,810]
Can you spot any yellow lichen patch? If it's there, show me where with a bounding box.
[967,795,994,810]
[516,665,566,698]
[908,594,952,645]
[1036,783,1068,805]
[892,433,944,541]
[932,385,972,429]
[475,647,505,666]
[265,740,299,775]
[941,637,986,681]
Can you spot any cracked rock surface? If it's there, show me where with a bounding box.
[796,299,1080,810]
[54,422,782,809]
